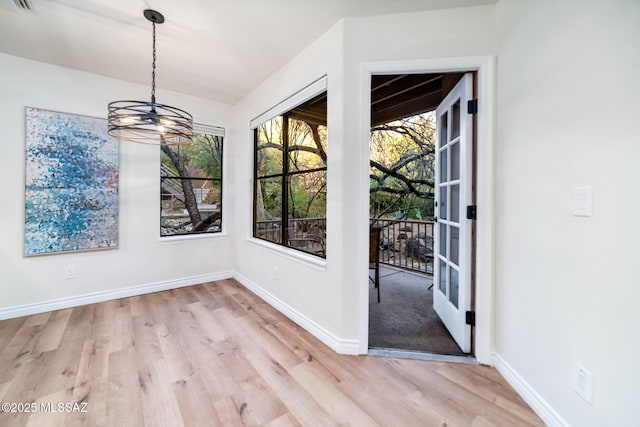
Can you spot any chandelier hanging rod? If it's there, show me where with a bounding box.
[107,9,193,146]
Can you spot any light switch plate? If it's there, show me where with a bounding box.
[574,186,592,217]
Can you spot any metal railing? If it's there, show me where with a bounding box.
[256,217,327,257]
[370,218,434,276]
[255,216,433,275]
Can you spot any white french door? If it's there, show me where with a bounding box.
[433,73,474,354]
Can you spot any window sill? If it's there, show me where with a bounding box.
[159,232,227,244]
[246,237,327,271]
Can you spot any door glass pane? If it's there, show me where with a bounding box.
[451,100,461,140]
[451,141,460,181]
[451,184,459,223]
[439,149,448,182]
[439,260,447,294]
[439,223,447,256]
[439,112,448,147]
[439,186,447,220]
[449,266,459,308]
[450,226,459,265]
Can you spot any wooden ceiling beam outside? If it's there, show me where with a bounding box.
[370,72,464,127]
[289,109,327,126]
[371,74,442,106]
[372,91,444,126]
[288,93,327,126]
[273,73,466,128]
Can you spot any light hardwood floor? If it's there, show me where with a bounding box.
[0,279,544,426]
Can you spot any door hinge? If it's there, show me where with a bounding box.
[466,205,477,220]
[467,99,478,115]
[465,311,476,326]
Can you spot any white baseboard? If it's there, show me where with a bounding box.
[233,271,359,355]
[1,269,359,355]
[0,271,234,320]
[493,352,570,427]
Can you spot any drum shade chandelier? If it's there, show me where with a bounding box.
[108,9,193,146]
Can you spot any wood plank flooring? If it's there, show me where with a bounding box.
[0,279,544,426]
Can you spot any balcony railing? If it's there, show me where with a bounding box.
[255,217,433,275]
[370,218,434,276]
[255,217,327,257]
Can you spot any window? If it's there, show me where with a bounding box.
[160,124,224,237]
[252,81,327,257]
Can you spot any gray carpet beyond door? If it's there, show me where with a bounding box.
[369,267,467,356]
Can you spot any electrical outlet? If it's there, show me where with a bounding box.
[65,265,76,280]
[573,362,592,403]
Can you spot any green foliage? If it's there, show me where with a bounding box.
[370,112,436,220]
[161,133,222,179]
[288,171,327,218]
[259,178,282,218]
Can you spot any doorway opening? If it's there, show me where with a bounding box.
[368,72,476,358]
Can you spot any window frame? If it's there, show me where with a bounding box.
[160,123,225,240]
[251,77,328,258]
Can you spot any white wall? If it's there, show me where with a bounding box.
[230,6,496,353]
[0,53,234,316]
[342,5,497,356]
[230,22,351,349]
[494,0,640,425]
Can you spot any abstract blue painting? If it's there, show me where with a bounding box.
[24,108,119,256]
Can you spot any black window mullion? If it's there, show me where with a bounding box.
[281,114,290,246]
[287,166,327,177]
[256,172,285,180]
[161,176,220,181]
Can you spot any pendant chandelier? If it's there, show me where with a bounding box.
[108,9,193,146]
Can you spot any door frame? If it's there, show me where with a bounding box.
[358,56,495,364]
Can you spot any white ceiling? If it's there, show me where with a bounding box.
[0,0,495,104]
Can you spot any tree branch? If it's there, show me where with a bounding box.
[371,123,434,149]
[370,160,434,197]
[258,142,326,165]
[192,212,221,232]
[310,124,327,163]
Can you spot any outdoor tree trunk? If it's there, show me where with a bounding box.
[192,211,221,232]
[161,145,202,227]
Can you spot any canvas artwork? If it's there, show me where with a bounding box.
[24,107,119,256]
